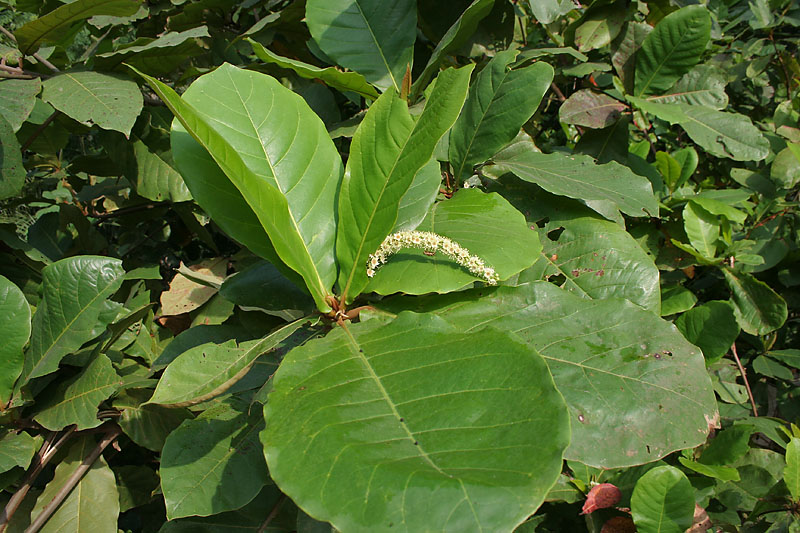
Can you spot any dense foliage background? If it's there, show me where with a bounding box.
[0,0,799,531]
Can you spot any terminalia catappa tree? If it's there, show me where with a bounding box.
[0,0,799,531]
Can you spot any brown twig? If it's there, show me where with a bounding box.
[20,111,59,152]
[550,82,566,102]
[25,424,121,533]
[256,494,287,533]
[0,25,59,73]
[0,426,76,532]
[731,342,758,417]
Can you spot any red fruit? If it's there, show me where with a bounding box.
[581,483,622,515]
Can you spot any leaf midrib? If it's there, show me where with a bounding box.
[353,0,400,92]
[637,16,703,96]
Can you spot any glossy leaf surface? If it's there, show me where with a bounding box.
[674,301,739,364]
[449,51,553,181]
[19,256,125,387]
[337,66,472,302]
[262,312,569,532]
[136,66,337,311]
[382,282,718,467]
[367,188,541,295]
[305,0,416,92]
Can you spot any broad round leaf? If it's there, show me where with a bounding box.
[675,301,739,364]
[380,282,718,468]
[367,188,541,296]
[723,268,788,336]
[0,78,40,132]
[631,466,694,533]
[262,312,570,532]
[559,90,628,129]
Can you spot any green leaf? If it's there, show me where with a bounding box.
[33,354,121,431]
[699,425,755,466]
[0,78,41,132]
[130,139,192,202]
[30,436,119,533]
[305,0,416,92]
[381,282,718,467]
[42,72,143,136]
[500,186,660,312]
[412,0,495,95]
[559,90,628,129]
[655,151,682,191]
[0,430,38,473]
[94,26,209,75]
[660,285,696,316]
[249,40,379,100]
[135,65,338,311]
[0,275,30,406]
[723,268,788,336]
[170,124,288,276]
[367,188,541,295]
[219,260,314,315]
[336,66,472,303]
[0,114,25,202]
[574,3,626,52]
[262,312,569,532]
[786,438,800,502]
[14,0,142,55]
[526,0,575,24]
[634,5,711,96]
[677,106,770,162]
[114,389,193,452]
[393,158,441,232]
[18,256,125,388]
[631,466,695,533]
[683,201,719,259]
[646,65,728,109]
[449,50,554,181]
[675,301,739,364]
[677,457,740,481]
[161,399,268,519]
[770,143,800,189]
[488,143,659,218]
[148,319,306,407]
[672,147,698,189]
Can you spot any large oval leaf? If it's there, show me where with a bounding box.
[305,0,416,92]
[380,282,718,468]
[449,50,554,181]
[631,466,694,533]
[136,66,337,311]
[723,268,788,336]
[367,188,541,295]
[634,5,711,96]
[18,256,125,388]
[262,312,570,532]
[336,66,472,303]
[0,275,30,406]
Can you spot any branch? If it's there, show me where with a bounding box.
[0,426,76,532]
[20,111,59,152]
[256,494,287,533]
[731,342,758,417]
[25,424,121,533]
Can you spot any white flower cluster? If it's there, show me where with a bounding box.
[366,230,499,285]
